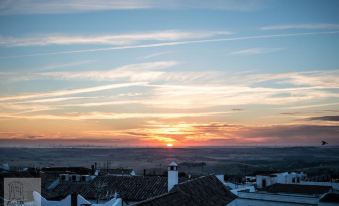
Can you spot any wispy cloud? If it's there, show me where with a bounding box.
[281,102,339,110]
[37,61,177,81]
[308,116,339,122]
[105,121,339,146]
[0,82,146,102]
[0,111,230,120]
[230,47,284,55]
[0,30,232,47]
[251,70,339,87]
[2,67,339,111]
[261,23,339,30]
[2,31,338,59]
[141,51,172,59]
[19,97,94,103]
[0,0,267,15]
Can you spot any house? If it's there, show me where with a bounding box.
[216,174,255,195]
[43,162,185,205]
[44,175,169,205]
[131,175,236,206]
[227,183,335,206]
[256,172,305,188]
[33,191,122,206]
[42,162,237,206]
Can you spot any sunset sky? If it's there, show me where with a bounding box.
[0,0,339,147]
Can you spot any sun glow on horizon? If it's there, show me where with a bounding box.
[166,143,173,147]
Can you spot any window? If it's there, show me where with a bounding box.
[262,179,266,187]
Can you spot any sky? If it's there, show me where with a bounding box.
[0,0,339,147]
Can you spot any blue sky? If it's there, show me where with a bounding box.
[0,0,339,147]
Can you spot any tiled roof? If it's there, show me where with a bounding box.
[132,175,237,206]
[261,183,332,196]
[45,175,169,202]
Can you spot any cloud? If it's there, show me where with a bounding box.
[1,120,338,147]
[111,121,339,146]
[238,124,339,144]
[230,47,284,55]
[244,70,339,88]
[2,31,338,59]
[0,0,266,15]
[0,30,232,47]
[18,97,94,103]
[37,61,178,81]
[308,116,339,122]
[141,51,172,59]
[3,68,339,112]
[281,102,339,110]
[0,82,147,102]
[261,23,339,30]
[147,81,339,109]
[0,137,142,147]
[0,111,230,120]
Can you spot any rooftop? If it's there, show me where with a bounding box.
[132,175,236,206]
[260,183,332,196]
[320,193,339,203]
[168,162,177,167]
[45,175,174,202]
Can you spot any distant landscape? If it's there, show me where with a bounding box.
[2,147,339,177]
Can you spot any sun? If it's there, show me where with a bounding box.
[166,143,173,148]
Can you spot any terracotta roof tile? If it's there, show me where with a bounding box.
[132,175,236,206]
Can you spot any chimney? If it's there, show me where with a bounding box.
[71,193,77,206]
[168,161,178,192]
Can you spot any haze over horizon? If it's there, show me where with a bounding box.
[0,0,339,147]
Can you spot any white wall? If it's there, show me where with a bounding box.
[256,172,306,188]
[256,175,276,188]
[276,172,305,184]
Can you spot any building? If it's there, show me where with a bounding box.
[228,183,335,206]
[43,162,187,205]
[33,191,122,206]
[256,172,305,188]
[216,174,255,195]
[132,175,236,206]
[41,162,238,206]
